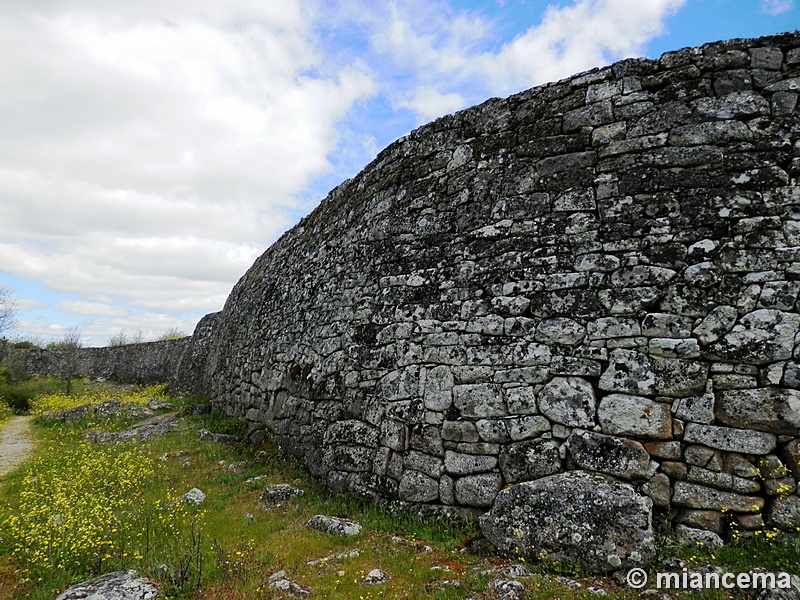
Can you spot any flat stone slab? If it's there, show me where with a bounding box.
[306,514,362,536]
[566,430,650,480]
[88,413,179,444]
[716,388,800,436]
[672,481,765,513]
[55,570,158,600]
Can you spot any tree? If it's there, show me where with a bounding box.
[108,329,130,347]
[0,286,17,366]
[109,328,145,346]
[56,325,83,395]
[0,285,17,338]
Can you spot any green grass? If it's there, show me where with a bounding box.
[0,381,798,599]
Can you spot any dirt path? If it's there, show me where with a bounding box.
[0,416,35,478]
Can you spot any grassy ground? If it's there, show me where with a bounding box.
[0,381,797,599]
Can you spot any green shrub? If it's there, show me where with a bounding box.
[158,327,187,341]
[8,340,41,350]
[0,382,34,413]
[0,377,72,414]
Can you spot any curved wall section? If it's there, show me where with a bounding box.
[20,33,800,539]
[191,33,800,530]
[187,32,800,533]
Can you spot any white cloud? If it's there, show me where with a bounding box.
[398,86,466,121]
[0,0,377,342]
[478,0,687,94]
[761,0,793,14]
[54,299,128,318]
[360,0,685,121]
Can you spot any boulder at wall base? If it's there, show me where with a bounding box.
[479,470,654,574]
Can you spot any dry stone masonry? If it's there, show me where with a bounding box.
[11,32,800,567]
[175,30,800,552]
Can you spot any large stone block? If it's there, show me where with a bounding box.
[566,430,650,479]
[687,466,761,494]
[535,317,586,345]
[499,438,562,483]
[398,469,439,503]
[538,376,597,427]
[599,349,707,397]
[672,481,764,512]
[683,422,777,454]
[453,383,507,418]
[480,471,654,573]
[766,494,800,531]
[444,450,497,476]
[323,420,379,447]
[423,365,454,411]
[376,367,421,401]
[454,473,504,507]
[706,309,800,364]
[715,388,800,436]
[692,305,738,344]
[782,439,800,478]
[597,394,672,438]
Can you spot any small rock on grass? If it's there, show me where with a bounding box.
[198,428,242,444]
[362,569,389,585]
[487,579,526,600]
[268,571,312,598]
[306,514,362,536]
[259,483,305,504]
[180,488,206,504]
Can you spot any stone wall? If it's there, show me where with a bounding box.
[8,338,189,385]
[11,33,800,543]
[181,32,800,538]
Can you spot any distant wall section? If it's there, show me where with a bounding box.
[6,338,190,385]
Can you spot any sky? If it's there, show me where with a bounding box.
[0,0,797,347]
